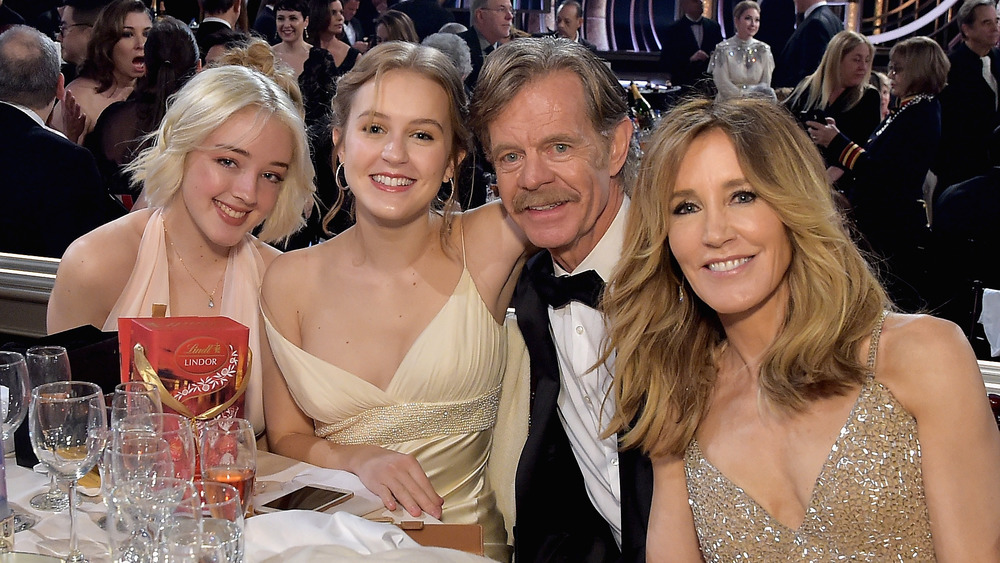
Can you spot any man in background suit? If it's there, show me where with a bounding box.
[195,0,241,59]
[935,0,1000,198]
[470,37,653,563]
[659,0,723,91]
[458,0,512,89]
[0,25,124,258]
[554,1,596,52]
[772,0,842,87]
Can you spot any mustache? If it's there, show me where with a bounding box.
[511,188,581,213]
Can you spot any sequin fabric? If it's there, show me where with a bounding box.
[684,314,936,561]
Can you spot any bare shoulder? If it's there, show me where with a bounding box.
[261,241,331,311]
[252,238,282,270]
[875,313,983,414]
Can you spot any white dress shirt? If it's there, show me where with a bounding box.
[0,100,67,138]
[549,197,629,548]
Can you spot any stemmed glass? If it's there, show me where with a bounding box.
[109,381,162,431]
[199,418,256,515]
[127,413,197,481]
[108,477,197,563]
[0,351,35,532]
[163,480,244,563]
[26,346,73,511]
[29,381,107,563]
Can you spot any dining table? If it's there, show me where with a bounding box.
[5,451,494,562]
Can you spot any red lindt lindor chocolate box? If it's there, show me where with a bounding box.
[118,316,250,420]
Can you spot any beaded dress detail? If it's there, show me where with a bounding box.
[264,266,508,559]
[709,36,775,101]
[684,312,936,561]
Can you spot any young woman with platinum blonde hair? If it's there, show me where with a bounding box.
[48,65,316,435]
[603,97,1000,560]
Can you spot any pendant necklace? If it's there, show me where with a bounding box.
[164,223,225,309]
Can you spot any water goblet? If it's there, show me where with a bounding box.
[0,351,35,532]
[120,412,197,481]
[163,480,244,563]
[108,476,198,563]
[199,418,256,515]
[109,381,162,431]
[26,346,73,512]
[29,381,107,563]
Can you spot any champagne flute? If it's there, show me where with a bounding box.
[199,418,256,515]
[26,346,73,511]
[29,381,107,563]
[0,351,35,532]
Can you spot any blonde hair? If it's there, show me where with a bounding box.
[128,65,316,243]
[213,37,305,116]
[604,98,888,458]
[786,30,873,112]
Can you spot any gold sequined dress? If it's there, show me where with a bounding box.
[684,317,936,561]
[264,267,508,560]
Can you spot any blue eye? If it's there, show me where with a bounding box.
[733,190,757,204]
[672,202,697,215]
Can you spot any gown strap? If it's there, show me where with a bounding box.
[866,310,890,377]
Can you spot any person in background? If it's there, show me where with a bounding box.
[391,0,453,41]
[935,0,1000,199]
[607,94,1000,562]
[86,16,199,210]
[710,0,774,101]
[0,25,123,258]
[469,37,652,562]
[374,8,417,45]
[271,0,311,76]
[253,0,279,44]
[261,42,528,561]
[458,0,512,89]
[341,0,368,52]
[659,0,723,92]
[195,0,241,59]
[58,0,107,83]
[51,0,151,145]
[306,0,360,73]
[870,70,890,120]
[809,36,948,312]
[785,31,880,165]
[48,64,315,437]
[772,0,842,88]
[422,31,471,82]
[553,1,595,52]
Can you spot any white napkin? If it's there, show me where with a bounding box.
[245,511,490,562]
[980,288,1000,356]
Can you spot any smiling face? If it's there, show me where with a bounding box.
[734,8,759,40]
[276,9,307,43]
[489,70,631,271]
[667,129,792,321]
[328,0,345,35]
[111,10,152,82]
[839,43,871,89]
[334,70,458,227]
[175,107,293,250]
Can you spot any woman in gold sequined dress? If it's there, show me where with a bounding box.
[261,42,528,560]
[601,98,1000,561]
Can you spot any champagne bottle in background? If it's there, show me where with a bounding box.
[629,82,656,132]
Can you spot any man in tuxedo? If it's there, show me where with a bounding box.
[554,1,596,52]
[470,37,652,563]
[0,26,124,258]
[772,0,842,87]
[658,0,723,91]
[458,0,512,89]
[196,0,241,60]
[935,0,1000,199]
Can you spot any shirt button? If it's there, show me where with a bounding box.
[584,395,592,404]
[575,325,584,335]
[611,457,619,467]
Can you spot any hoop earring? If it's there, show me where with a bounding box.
[335,162,349,192]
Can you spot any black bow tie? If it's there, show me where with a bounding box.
[532,259,605,309]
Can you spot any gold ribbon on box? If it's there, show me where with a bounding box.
[133,343,251,420]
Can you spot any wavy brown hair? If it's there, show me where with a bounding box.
[603,97,889,458]
[79,0,150,93]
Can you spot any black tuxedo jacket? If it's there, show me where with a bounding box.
[511,251,653,563]
[658,16,723,88]
[458,28,485,90]
[935,43,1000,196]
[0,103,124,257]
[773,4,842,88]
[195,19,232,60]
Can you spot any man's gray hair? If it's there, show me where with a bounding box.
[469,36,639,194]
[422,32,473,78]
[957,0,995,32]
[470,0,490,13]
[0,26,61,109]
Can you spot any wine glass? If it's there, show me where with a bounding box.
[163,480,244,563]
[29,381,107,563]
[109,381,162,431]
[128,413,196,481]
[107,433,174,487]
[199,418,256,515]
[26,346,73,511]
[0,351,35,532]
[108,477,198,562]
